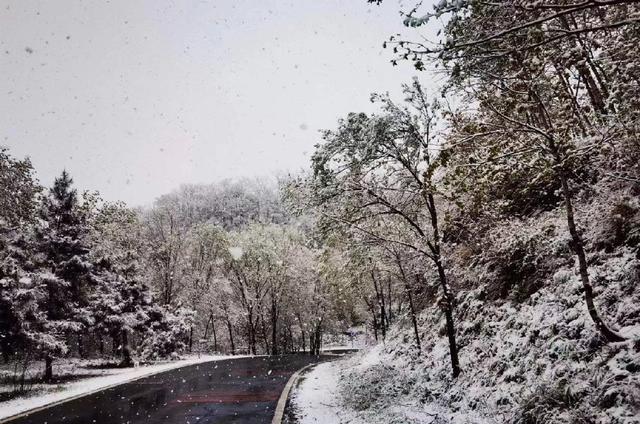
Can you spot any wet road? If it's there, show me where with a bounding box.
[6,354,330,424]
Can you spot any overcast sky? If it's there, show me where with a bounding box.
[1,0,438,206]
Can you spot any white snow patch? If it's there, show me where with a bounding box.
[229,246,244,260]
[290,361,344,424]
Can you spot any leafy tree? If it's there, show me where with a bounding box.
[310,81,462,376]
[373,0,638,343]
[89,202,155,366]
[0,149,42,363]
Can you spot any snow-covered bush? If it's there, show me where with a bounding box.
[138,305,194,361]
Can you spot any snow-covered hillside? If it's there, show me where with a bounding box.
[290,241,640,423]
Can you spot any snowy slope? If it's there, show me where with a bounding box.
[290,215,640,424]
[331,252,640,423]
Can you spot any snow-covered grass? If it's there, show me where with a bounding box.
[0,354,241,421]
[289,353,488,424]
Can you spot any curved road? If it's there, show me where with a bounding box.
[5,354,332,424]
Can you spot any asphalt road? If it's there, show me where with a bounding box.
[6,354,332,424]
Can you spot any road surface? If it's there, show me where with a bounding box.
[5,354,333,424]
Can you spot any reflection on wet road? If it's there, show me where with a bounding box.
[7,354,328,424]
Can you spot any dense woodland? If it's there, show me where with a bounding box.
[1,0,639,420]
[0,164,344,386]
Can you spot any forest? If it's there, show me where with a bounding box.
[0,164,341,385]
[1,0,639,422]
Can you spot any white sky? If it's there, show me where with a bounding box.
[1,0,439,206]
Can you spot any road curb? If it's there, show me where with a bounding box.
[271,362,316,424]
[0,356,246,424]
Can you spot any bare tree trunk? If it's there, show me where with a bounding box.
[314,323,323,355]
[204,314,211,339]
[396,253,421,351]
[425,191,461,378]
[407,280,421,351]
[212,321,218,352]
[44,355,53,382]
[260,314,270,354]
[226,319,235,355]
[271,297,278,355]
[386,278,394,325]
[436,259,461,378]
[557,170,625,342]
[77,334,85,359]
[371,269,386,339]
[247,310,256,355]
[365,298,379,341]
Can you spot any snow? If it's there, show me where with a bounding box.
[288,236,640,423]
[289,361,343,424]
[326,250,640,423]
[229,246,244,260]
[289,355,487,424]
[0,354,243,421]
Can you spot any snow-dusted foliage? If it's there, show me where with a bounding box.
[336,250,639,423]
[138,305,194,360]
[0,158,193,385]
[1,1,638,419]
[292,0,640,420]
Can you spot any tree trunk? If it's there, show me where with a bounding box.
[204,313,218,351]
[77,334,84,359]
[188,326,193,353]
[226,319,235,355]
[112,332,121,358]
[212,321,218,352]
[44,355,53,382]
[260,314,270,354]
[557,170,625,342]
[425,190,461,378]
[408,276,421,351]
[371,269,386,340]
[372,313,379,342]
[314,324,322,355]
[247,310,256,355]
[204,314,211,339]
[1,341,10,364]
[435,259,461,378]
[121,330,133,367]
[271,298,278,355]
[396,255,421,351]
[386,278,393,325]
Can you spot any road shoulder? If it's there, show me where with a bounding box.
[284,360,345,424]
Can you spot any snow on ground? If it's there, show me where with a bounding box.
[289,361,344,424]
[288,354,463,424]
[289,249,640,423]
[0,354,241,420]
